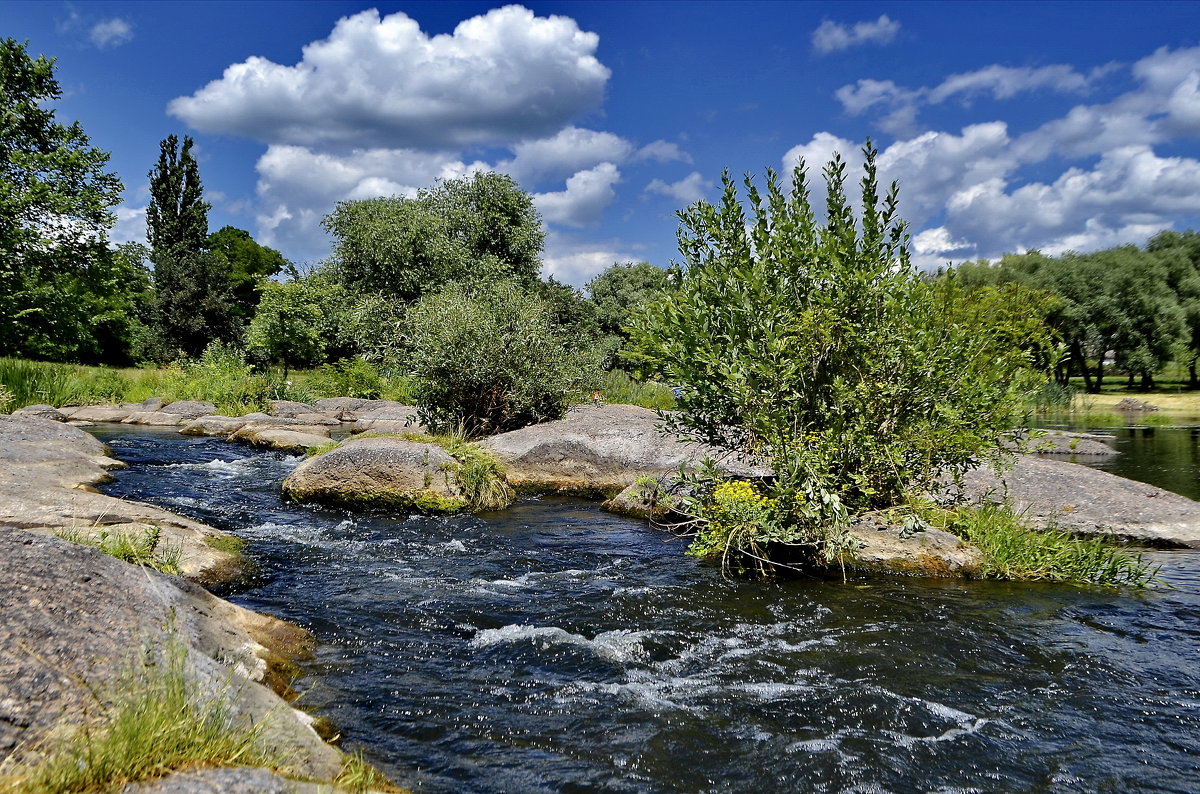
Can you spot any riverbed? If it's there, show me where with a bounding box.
[92,426,1200,793]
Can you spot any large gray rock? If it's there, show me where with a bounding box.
[0,415,247,583]
[1015,429,1118,456]
[161,400,218,418]
[0,530,343,783]
[229,426,334,455]
[351,405,424,435]
[179,413,275,437]
[481,404,768,495]
[952,454,1200,548]
[62,404,136,423]
[282,436,465,512]
[11,404,66,421]
[268,400,318,418]
[122,411,187,427]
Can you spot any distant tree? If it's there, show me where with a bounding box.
[207,226,289,321]
[146,135,239,358]
[586,261,670,338]
[322,171,544,301]
[0,38,127,361]
[1149,230,1200,386]
[247,281,326,378]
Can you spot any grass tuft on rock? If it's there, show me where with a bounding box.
[55,525,182,576]
[398,431,515,511]
[0,638,284,793]
[914,502,1162,587]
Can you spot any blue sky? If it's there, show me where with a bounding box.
[6,1,1200,284]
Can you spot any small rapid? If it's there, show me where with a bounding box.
[92,426,1200,793]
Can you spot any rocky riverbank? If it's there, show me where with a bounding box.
[0,415,397,792]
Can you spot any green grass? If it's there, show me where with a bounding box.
[914,502,1161,587]
[597,370,675,410]
[0,355,413,416]
[55,525,183,576]
[0,637,284,793]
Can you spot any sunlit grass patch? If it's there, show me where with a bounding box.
[914,501,1161,587]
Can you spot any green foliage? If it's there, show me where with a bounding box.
[630,144,1049,565]
[915,502,1161,587]
[322,171,544,301]
[147,135,240,359]
[207,226,288,321]
[600,369,675,410]
[0,636,283,792]
[304,357,385,399]
[406,280,603,437]
[586,261,670,366]
[0,384,13,413]
[247,281,326,377]
[202,533,248,555]
[0,38,132,364]
[169,343,269,416]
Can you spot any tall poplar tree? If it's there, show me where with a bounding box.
[146,135,238,358]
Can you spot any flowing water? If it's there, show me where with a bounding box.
[91,426,1200,793]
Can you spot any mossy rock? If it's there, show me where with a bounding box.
[281,437,465,514]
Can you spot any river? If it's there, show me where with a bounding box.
[91,426,1200,793]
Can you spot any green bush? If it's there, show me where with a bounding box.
[599,369,675,410]
[629,144,1050,572]
[406,280,603,437]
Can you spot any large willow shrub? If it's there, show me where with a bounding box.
[628,143,1051,566]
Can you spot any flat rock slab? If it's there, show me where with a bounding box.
[1018,430,1118,456]
[954,455,1200,548]
[180,413,275,437]
[62,404,136,422]
[481,403,769,494]
[11,404,66,421]
[269,400,319,418]
[0,531,342,782]
[231,427,334,455]
[122,411,187,426]
[160,400,217,418]
[282,437,464,511]
[122,766,333,793]
[0,415,245,583]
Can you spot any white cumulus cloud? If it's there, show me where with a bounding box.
[168,6,610,150]
[812,15,900,56]
[645,172,713,205]
[501,127,633,183]
[534,163,621,227]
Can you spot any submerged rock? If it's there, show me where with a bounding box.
[0,415,247,583]
[481,404,768,495]
[282,436,465,512]
[951,454,1200,548]
[0,530,343,783]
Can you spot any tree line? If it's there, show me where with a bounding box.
[0,37,669,402]
[949,232,1200,392]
